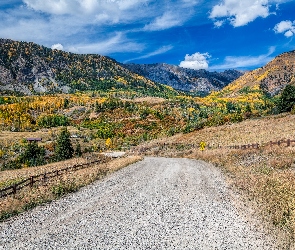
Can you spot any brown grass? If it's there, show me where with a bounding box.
[152,113,295,147]
[0,155,142,222]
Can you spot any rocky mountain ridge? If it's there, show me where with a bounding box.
[0,39,172,96]
[221,50,295,97]
[123,63,243,94]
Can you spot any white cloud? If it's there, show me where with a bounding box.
[179,52,211,70]
[125,45,174,62]
[144,12,186,31]
[214,20,225,28]
[23,0,151,24]
[274,20,295,37]
[210,47,276,70]
[210,0,270,27]
[51,43,63,50]
[24,0,116,15]
[67,33,144,55]
[284,30,294,37]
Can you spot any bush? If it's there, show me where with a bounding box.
[37,114,69,128]
[18,141,46,167]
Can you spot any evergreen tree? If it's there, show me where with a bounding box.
[55,127,74,161]
[279,84,295,113]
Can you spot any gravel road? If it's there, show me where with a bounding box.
[0,157,277,249]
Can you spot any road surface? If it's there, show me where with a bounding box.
[0,157,277,249]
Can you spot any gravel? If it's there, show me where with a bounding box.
[0,157,277,249]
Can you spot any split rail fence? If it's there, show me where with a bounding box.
[0,157,108,199]
[228,139,295,150]
[137,138,295,153]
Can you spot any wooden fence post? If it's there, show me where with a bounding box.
[30,176,34,187]
[13,184,17,194]
[287,139,291,147]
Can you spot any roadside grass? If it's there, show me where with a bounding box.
[155,113,295,147]
[0,155,142,222]
[132,113,295,248]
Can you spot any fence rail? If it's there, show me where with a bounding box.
[228,139,295,150]
[0,157,108,199]
[136,138,295,153]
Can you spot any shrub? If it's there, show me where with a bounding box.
[18,141,46,167]
[37,114,69,128]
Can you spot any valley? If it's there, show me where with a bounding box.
[0,39,295,248]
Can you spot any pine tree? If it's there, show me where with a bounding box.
[55,127,74,161]
[279,84,295,113]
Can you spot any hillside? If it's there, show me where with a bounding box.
[123,63,243,95]
[0,39,177,97]
[220,50,295,97]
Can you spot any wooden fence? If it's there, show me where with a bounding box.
[228,139,295,150]
[0,157,108,199]
[135,138,295,154]
[228,143,260,150]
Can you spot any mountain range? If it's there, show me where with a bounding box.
[123,63,243,94]
[0,38,294,97]
[0,38,243,96]
[0,39,174,97]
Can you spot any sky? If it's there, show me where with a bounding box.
[0,0,295,72]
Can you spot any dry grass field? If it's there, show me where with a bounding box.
[132,113,295,247]
[154,113,295,147]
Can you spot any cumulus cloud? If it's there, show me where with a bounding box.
[210,47,276,70]
[179,52,211,70]
[51,43,63,50]
[274,20,295,37]
[210,0,271,27]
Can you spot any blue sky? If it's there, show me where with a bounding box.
[0,0,295,71]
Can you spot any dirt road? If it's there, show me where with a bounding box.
[0,157,277,249]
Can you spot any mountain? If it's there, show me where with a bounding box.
[0,39,177,97]
[220,50,295,97]
[123,63,243,95]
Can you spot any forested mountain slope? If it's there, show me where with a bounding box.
[0,39,176,97]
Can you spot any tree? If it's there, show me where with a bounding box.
[55,127,74,161]
[279,84,295,113]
